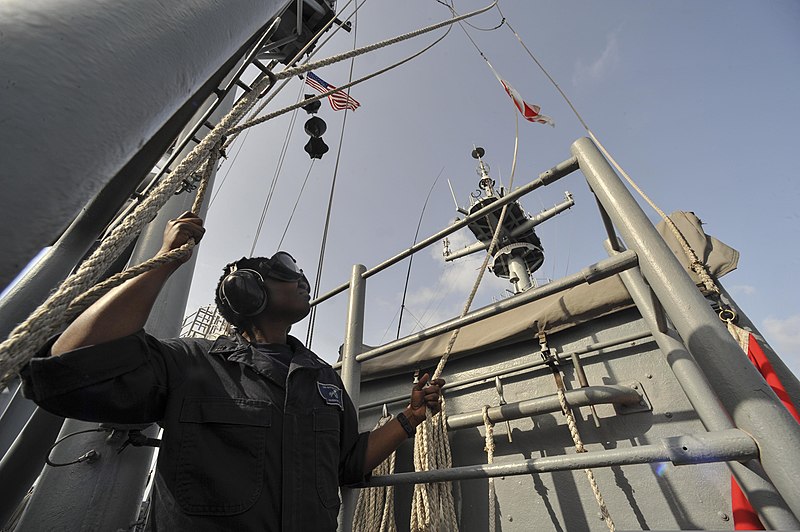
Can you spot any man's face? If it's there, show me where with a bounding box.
[260,273,311,324]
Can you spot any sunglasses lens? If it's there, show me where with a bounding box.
[271,252,302,274]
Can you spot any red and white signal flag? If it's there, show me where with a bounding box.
[499,79,555,127]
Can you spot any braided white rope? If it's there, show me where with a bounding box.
[0,68,271,384]
[556,388,615,532]
[0,2,498,385]
[482,406,497,532]
[354,414,398,532]
[411,395,458,531]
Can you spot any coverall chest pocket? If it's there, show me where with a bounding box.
[313,408,341,509]
[176,397,272,515]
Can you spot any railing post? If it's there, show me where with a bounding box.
[572,137,800,519]
[605,241,800,529]
[338,264,367,532]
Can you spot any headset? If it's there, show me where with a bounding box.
[217,264,270,317]
[217,253,306,317]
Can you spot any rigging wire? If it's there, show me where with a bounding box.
[226,0,361,148]
[228,20,455,139]
[434,0,504,32]
[278,159,316,249]
[0,2,498,383]
[250,83,306,255]
[396,167,445,339]
[306,9,360,348]
[208,128,252,207]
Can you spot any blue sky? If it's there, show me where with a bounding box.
[186,0,800,378]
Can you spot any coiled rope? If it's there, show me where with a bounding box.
[353,413,398,532]
[411,394,458,532]
[0,0,498,385]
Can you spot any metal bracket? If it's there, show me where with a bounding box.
[613,381,652,415]
[537,331,559,367]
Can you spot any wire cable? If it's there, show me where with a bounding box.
[250,84,306,255]
[306,10,360,348]
[46,428,107,468]
[278,159,316,249]
[396,167,445,339]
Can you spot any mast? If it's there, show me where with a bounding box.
[443,147,574,293]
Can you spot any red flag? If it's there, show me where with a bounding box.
[499,79,555,126]
[727,323,800,530]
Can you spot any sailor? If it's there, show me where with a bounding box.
[21,211,444,531]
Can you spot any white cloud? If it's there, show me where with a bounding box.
[730,284,757,296]
[397,226,511,332]
[762,314,800,379]
[573,32,620,86]
[763,314,800,352]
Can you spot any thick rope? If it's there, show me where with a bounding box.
[0,61,272,383]
[412,395,458,532]
[0,3,495,384]
[411,112,520,531]
[482,406,497,532]
[227,21,454,138]
[497,5,720,296]
[556,388,615,532]
[353,414,398,532]
[69,147,221,316]
[0,135,228,385]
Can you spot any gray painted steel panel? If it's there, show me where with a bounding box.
[356,309,745,530]
[0,0,285,290]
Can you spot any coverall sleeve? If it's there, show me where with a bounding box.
[338,384,372,485]
[20,330,189,424]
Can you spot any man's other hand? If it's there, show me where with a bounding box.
[407,373,445,426]
[160,211,205,262]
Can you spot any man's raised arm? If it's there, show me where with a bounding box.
[51,212,205,356]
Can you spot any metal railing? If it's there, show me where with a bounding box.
[329,138,800,528]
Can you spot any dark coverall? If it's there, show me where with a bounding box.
[22,330,369,531]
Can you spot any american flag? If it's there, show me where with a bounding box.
[304,72,360,111]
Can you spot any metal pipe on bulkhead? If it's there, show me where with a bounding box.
[445,384,641,431]
[363,429,758,487]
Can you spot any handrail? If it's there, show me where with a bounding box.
[331,249,637,368]
[358,330,652,410]
[361,429,757,487]
[311,156,579,306]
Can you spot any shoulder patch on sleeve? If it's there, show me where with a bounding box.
[317,382,344,410]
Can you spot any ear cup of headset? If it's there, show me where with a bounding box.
[219,269,269,317]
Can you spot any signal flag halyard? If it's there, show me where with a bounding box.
[499,79,554,126]
[304,72,360,112]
